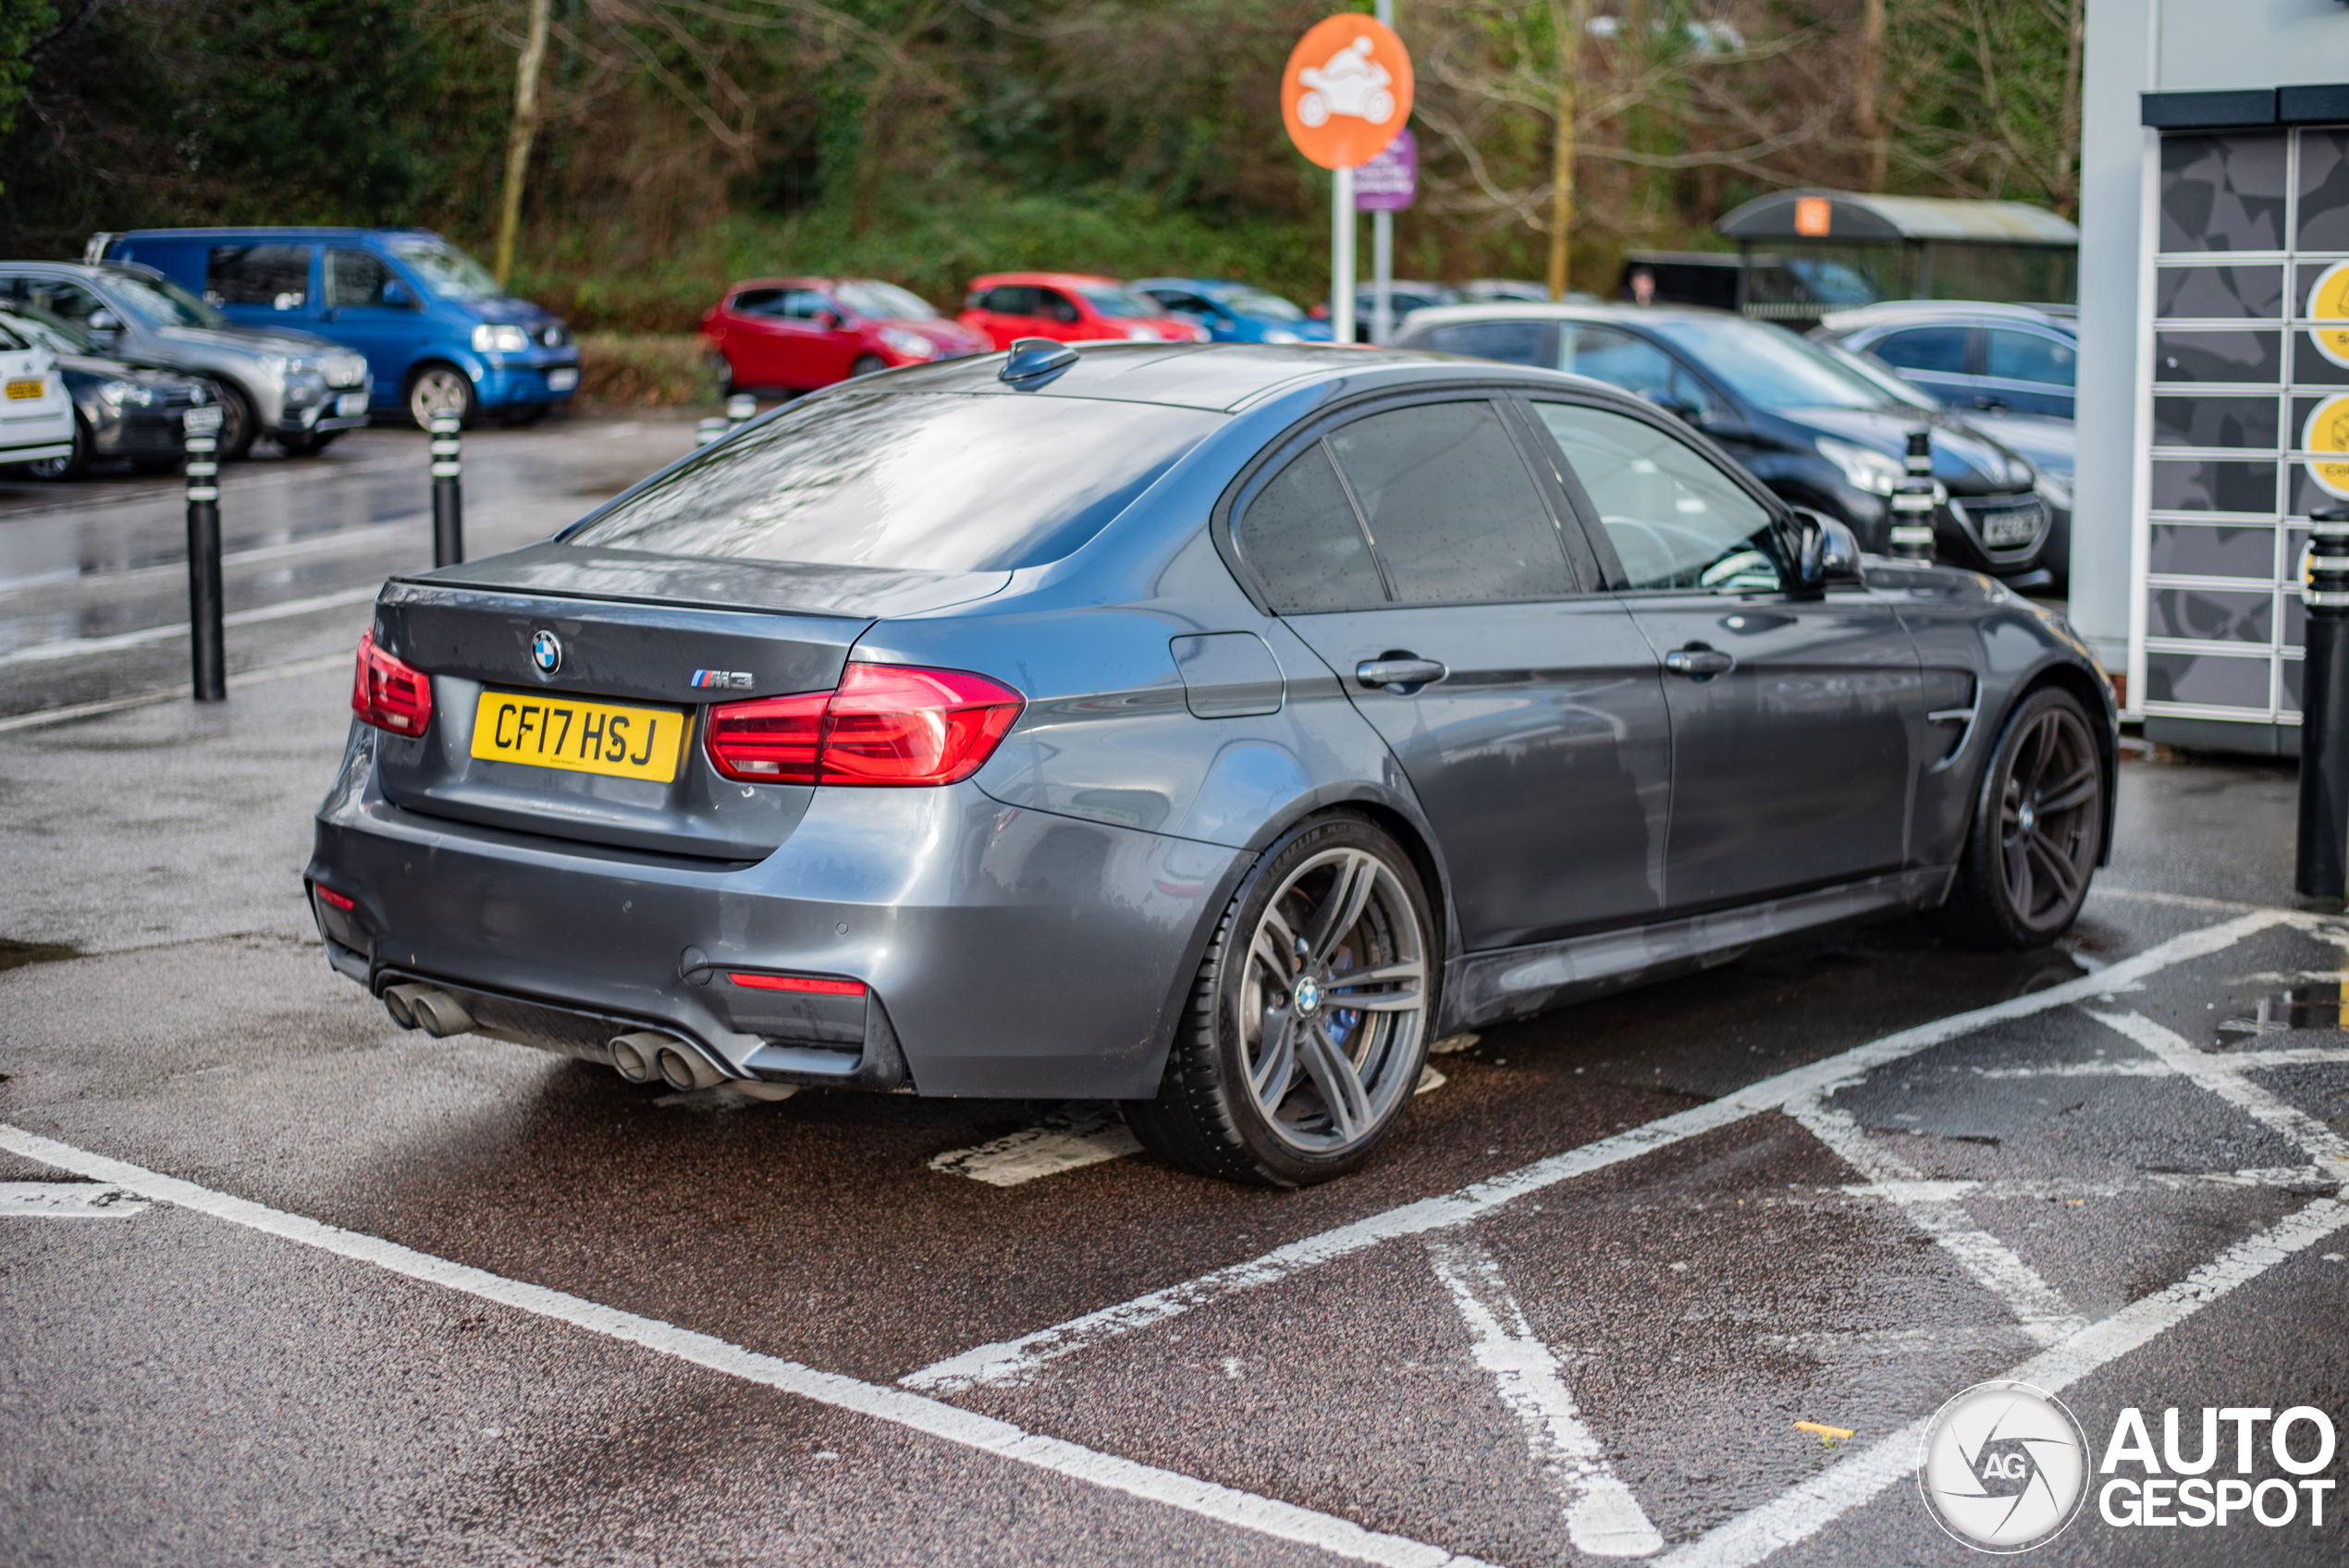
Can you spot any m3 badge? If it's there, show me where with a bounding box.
[691,669,754,690]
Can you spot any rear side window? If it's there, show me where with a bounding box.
[1325,401,1576,603]
[1423,321,1545,365]
[567,390,1221,572]
[1871,326,1970,375]
[973,286,1038,315]
[730,288,786,316]
[207,245,313,309]
[1531,401,1780,593]
[1986,328,2077,386]
[1236,444,1387,610]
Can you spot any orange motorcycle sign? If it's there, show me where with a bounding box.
[1282,15,1413,170]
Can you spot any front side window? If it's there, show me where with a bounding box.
[835,280,936,320]
[1531,401,1780,593]
[567,391,1221,572]
[1643,315,1904,412]
[98,272,224,329]
[1325,401,1576,603]
[1872,326,1971,375]
[1076,285,1159,320]
[13,278,105,328]
[326,250,397,309]
[384,238,503,302]
[780,289,832,321]
[207,245,312,309]
[1236,443,1387,610]
[1986,328,2077,386]
[1038,290,1082,325]
[1557,324,1716,420]
[730,288,787,316]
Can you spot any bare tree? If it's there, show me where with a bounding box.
[495,0,552,287]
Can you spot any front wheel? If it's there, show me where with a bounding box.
[1930,687,2105,949]
[849,354,887,378]
[405,363,476,429]
[1125,815,1435,1186]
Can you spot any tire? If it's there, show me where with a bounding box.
[1124,815,1436,1186]
[849,354,887,378]
[275,429,338,456]
[26,411,92,481]
[405,362,477,430]
[214,383,258,461]
[707,350,736,397]
[1929,687,2105,950]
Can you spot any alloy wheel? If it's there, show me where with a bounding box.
[1236,846,1428,1155]
[407,366,473,428]
[1996,704,2100,931]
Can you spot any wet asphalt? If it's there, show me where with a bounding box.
[2,437,2346,1565]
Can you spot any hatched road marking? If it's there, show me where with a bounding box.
[929,1106,1144,1186]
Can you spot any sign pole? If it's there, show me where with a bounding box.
[1372,0,1395,347]
[1334,165,1357,346]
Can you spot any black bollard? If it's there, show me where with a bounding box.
[1888,428,1937,561]
[430,413,463,567]
[2296,505,2349,898]
[183,404,226,702]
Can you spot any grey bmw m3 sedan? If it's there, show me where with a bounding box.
[307,338,2115,1186]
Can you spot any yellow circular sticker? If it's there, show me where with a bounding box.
[2310,260,2349,368]
[2306,392,2349,499]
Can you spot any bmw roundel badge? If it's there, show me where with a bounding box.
[530,630,562,676]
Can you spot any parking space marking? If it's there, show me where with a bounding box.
[0,1123,1492,1568]
[2088,1010,2349,1173]
[0,584,381,668]
[904,910,2294,1395]
[929,1106,1145,1186]
[0,1181,148,1217]
[1427,1238,1665,1559]
[1654,1195,2349,1568]
[1787,1096,2085,1346]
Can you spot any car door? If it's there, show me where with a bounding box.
[1981,327,2077,418]
[322,248,418,400]
[1523,396,1925,913]
[963,285,1039,349]
[203,242,316,327]
[1230,394,1674,949]
[1034,288,1088,342]
[1864,325,1977,409]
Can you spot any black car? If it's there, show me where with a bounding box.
[1396,303,2054,588]
[0,302,215,480]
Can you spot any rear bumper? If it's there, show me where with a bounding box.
[306,728,1239,1098]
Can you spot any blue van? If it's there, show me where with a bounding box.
[91,228,581,429]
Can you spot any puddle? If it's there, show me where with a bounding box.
[2219,982,2348,1041]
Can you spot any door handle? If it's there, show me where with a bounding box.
[1664,645,1735,680]
[1356,655,1447,690]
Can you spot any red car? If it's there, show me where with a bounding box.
[700,277,989,393]
[958,273,1209,349]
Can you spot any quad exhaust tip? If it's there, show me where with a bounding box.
[383,983,475,1038]
[608,1031,663,1084]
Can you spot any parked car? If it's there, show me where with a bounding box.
[1815,300,2078,419]
[308,340,2112,1187]
[1459,279,1556,303]
[1130,278,1332,343]
[702,277,989,394]
[1395,302,2055,587]
[0,320,76,472]
[959,274,1208,349]
[0,262,368,460]
[1313,279,1462,340]
[0,302,214,480]
[92,228,577,430]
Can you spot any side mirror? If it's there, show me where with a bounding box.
[381,280,414,308]
[87,309,119,335]
[1639,388,1700,423]
[1789,508,1863,595]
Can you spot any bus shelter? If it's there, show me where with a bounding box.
[1713,190,2081,325]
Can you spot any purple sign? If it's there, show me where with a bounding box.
[1354,129,1417,212]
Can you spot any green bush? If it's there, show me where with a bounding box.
[574,334,721,410]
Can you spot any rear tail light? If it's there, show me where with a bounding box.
[705,662,1023,787]
[728,973,867,996]
[351,631,433,736]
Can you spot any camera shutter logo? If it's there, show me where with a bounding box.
[1917,1380,2088,1552]
[530,630,562,676]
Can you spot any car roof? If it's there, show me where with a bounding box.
[846,339,1645,413]
[1817,300,2077,336]
[1395,301,1738,332]
[969,272,1125,290]
[0,261,161,285]
[111,227,446,241]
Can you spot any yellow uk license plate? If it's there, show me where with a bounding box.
[4,378,43,400]
[469,691,687,782]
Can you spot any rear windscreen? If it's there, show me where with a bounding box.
[566,391,1221,571]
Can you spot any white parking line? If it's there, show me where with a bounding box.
[902,910,2295,1395]
[0,1122,1491,1568]
[0,584,380,668]
[2089,1010,2349,1172]
[1787,1096,2085,1346]
[1426,1238,1664,1559]
[0,651,351,733]
[930,1107,1144,1186]
[1655,1196,2349,1568]
[0,1181,148,1217]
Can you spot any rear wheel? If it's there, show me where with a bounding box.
[405,362,476,429]
[1125,815,1434,1186]
[1930,687,2104,949]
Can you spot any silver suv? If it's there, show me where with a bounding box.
[0,261,371,460]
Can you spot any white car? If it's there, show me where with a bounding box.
[0,323,74,470]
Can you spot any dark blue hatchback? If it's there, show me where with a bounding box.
[93,227,581,428]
